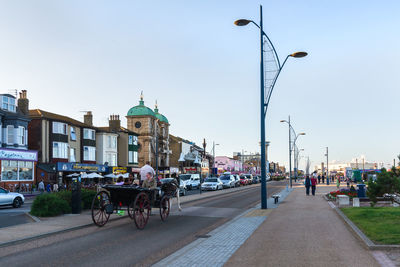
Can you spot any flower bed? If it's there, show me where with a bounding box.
[328,188,357,199]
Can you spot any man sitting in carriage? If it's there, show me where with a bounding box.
[142,172,157,189]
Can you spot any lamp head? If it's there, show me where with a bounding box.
[290,52,308,58]
[299,132,306,136]
[280,120,286,123]
[234,19,252,26]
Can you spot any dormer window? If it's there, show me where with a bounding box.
[2,96,16,112]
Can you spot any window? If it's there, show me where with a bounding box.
[133,136,138,145]
[6,125,14,144]
[53,142,68,159]
[83,146,96,161]
[52,122,67,135]
[129,151,138,164]
[107,135,117,149]
[69,148,76,162]
[0,160,33,181]
[106,153,117,166]
[70,127,76,141]
[1,96,16,112]
[83,128,95,140]
[128,135,133,145]
[18,126,25,145]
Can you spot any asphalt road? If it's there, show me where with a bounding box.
[0,181,286,267]
[0,201,33,229]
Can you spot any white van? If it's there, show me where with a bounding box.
[179,173,201,190]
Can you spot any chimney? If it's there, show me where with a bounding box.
[109,114,121,132]
[18,90,29,115]
[84,111,93,126]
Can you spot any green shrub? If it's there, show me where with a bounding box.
[81,189,97,209]
[30,189,97,217]
[30,194,71,217]
[367,168,400,204]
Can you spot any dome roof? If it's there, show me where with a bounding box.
[154,106,169,124]
[127,99,156,117]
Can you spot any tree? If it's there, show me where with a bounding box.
[367,167,400,203]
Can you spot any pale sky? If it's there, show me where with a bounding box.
[0,0,399,170]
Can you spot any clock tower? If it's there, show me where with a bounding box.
[126,93,170,169]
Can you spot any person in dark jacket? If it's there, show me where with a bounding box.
[305,176,311,196]
[322,175,325,184]
[318,175,321,184]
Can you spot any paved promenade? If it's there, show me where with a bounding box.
[225,183,380,267]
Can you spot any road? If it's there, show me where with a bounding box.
[0,200,33,229]
[0,181,286,267]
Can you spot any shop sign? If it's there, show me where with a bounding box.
[170,167,179,174]
[184,167,197,173]
[112,167,127,174]
[0,148,37,161]
[57,162,107,172]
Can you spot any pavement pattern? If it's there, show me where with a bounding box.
[154,187,292,267]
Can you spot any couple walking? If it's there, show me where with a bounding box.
[305,175,317,196]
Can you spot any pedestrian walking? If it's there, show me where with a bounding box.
[346,178,350,188]
[140,161,155,186]
[46,183,52,193]
[305,176,311,196]
[336,176,340,189]
[318,175,321,184]
[322,175,325,184]
[311,176,317,196]
[53,183,59,192]
[38,180,45,194]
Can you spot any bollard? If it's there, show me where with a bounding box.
[71,177,81,214]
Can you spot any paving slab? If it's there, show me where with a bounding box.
[225,184,380,267]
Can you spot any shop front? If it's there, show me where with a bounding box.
[56,162,107,188]
[0,148,38,192]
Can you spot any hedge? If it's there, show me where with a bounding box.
[30,194,71,217]
[30,189,97,217]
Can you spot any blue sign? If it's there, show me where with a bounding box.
[57,162,107,172]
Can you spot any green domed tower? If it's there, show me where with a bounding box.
[126,93,170,169]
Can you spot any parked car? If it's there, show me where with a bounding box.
[201,177,223,191]
[252,176,260,184]
[179,174,201,190]
[239,175,248,186]
[0,187,25,208]
[219,174,236,189]
[244,174,253,185]
[234,175,241,187]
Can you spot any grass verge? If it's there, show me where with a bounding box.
[341,207,400,244]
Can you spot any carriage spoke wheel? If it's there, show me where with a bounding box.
[133,192,150,230]
[159,195,170,222]
[91,191,111,227]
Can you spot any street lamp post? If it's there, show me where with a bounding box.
[235,6,307,209]
[280,118,305,187]
[211,142,220,175]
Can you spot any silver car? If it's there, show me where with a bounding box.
[0,187,25,208]
[219,174,235,188]
[201,177,223,191]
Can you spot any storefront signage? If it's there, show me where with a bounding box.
[0,148,37,161]
[184,167,198,173]
[170,167,179,174]
[112,167,127,174]
[57,162,107,172]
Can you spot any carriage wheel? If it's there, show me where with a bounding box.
[159,195,170,222]
[133,192,151,230]
[91,191,111,227]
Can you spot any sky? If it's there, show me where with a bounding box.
[0,0,399,170]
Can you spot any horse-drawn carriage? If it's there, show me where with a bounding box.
[91,178,180,229]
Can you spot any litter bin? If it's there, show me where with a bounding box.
[357,184,366,198]
[71,177,81,214]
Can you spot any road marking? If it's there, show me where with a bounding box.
[327,201,336,209]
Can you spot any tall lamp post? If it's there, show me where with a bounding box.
[211,142,220,175]
[294,148,304,181]
[235,6,307,209]
[280,117,305,187]
[293,133,305,182]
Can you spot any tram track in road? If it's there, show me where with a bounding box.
[0,181,287,266]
